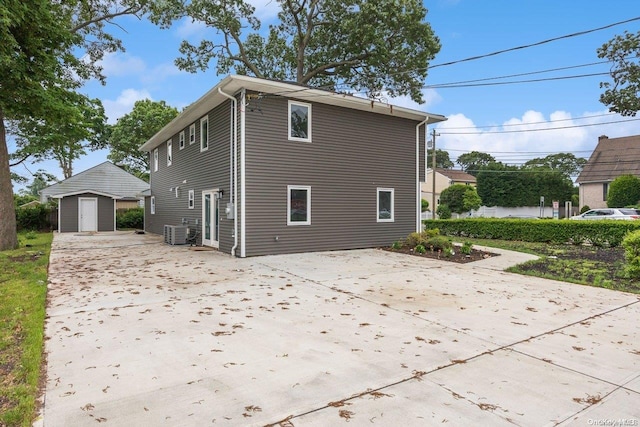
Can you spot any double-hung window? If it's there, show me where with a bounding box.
[167,140,172,166]
[288,101,311,142]
[153,148,159,172]
[377,188,394,222]
[287,186,311,225]
[150,196,156,215]
[179,131,185,150]
[200,116,209,152]
[189,124,196,145]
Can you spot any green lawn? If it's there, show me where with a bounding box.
[0,232,52,427]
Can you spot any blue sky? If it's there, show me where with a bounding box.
[10,0,640,187]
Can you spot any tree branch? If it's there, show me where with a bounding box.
[301,54,369,84]
[72,5,143,33]
[9,154,31,168]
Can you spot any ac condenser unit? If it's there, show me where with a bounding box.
[163,225,188,245]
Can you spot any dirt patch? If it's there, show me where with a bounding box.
[383,246,499,264]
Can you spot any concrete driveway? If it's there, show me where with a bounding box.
[41,232,640,426]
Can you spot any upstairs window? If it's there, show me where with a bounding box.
[179,131,185,150]
[189,124,196,145]
[167,140,172,166]
[377,188,394,222]
[287,185,311,225]
[153,148,158,172]
[288,101,311,142]
[200,116,209,152]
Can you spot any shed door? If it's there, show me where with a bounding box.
[79,198,98,232]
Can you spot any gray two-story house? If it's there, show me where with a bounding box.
[140,75,446,257]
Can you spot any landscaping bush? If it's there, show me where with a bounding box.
[607,175,640,208]
[436,204,451,219]
[116,207,144,229]
[15,204,51,231]
[424,218,640,247]
[622,230,640,278]
[580,205,591,214]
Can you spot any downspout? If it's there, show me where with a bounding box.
[240,89,246,257]
[218,87,238,256]
[416,116,429,233]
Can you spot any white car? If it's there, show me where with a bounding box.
[570,208,640,220]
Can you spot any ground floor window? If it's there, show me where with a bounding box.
[150,196,156,215]
[287,185,311,225]
[377,188,394,222]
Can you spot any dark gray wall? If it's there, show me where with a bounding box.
[145,101,233,251]
[59,193,114,232]
[244,96,426,256]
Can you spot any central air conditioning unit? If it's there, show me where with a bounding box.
[163,225,188,245]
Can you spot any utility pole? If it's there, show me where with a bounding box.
[431,129,438,219]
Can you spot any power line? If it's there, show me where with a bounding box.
[438,113,618,130]
[426,72,609,89]
[439,117,640,135]
[428,16,640,69]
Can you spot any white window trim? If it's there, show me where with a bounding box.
[377,188,394,222]
[288,100,312,143]
[150,196,156,215]
[287,185,311,226]
[189,124,196,145]
[188,189,195,209]
[153,148,158,172]
[200,116,209,152]
[179,131,185,150]
[167,139,172,166]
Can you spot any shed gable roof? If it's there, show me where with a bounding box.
[140,75,447,152]
[39,162,149,202]
[576,135,640,184]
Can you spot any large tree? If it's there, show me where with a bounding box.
[523,152,587,179]
[152,0,440,102]
[104,100,179,179]
[427,149,454,169]
[1,0,146,250]
[607,174,640,208]
[456,151,496,176]
[439,184,482,215]
[597,30,640,116]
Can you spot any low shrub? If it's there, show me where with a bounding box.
[436,204,451,219]
[580,205,591,214]
[622,230,640,279]
[116,207,144,230]
[426,235,453,252]
[414,244,426,254]
[460,241,473,255]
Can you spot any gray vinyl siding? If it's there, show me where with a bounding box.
[145,101,233,251]
[59,193,114,232]
[244,96,425,256]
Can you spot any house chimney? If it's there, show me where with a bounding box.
[598,135,609,141]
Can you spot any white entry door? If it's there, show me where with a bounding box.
[202,190,220,248]
[78,198,98,232]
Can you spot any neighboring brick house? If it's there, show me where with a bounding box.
[576,134,640,209]
[421,168,477,212]
[140,75,446,257]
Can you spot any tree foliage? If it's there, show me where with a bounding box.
[427,149,454,169]
[523,152,587,179]
[152,0,440,102]
[476,162,574,207]
[456,151,495,176]
[104,100,179,179]
[597,30,640,116]
[607,174,640,208]
[439,184,481,214]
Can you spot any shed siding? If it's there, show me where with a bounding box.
[243,96,425,256]
[59,193,114,232]
[145,101,233,251]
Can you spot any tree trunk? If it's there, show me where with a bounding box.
[0,110,19,250]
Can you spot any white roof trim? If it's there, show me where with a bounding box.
[51,190,122,199]
[140,75,447,152]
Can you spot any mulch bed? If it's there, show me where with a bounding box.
[384,246,499,264]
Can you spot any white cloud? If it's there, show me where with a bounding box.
[103,89,152,123]
[435,110,640,166]
[175,17,210,39]
[386,89,443,111]
[141,62,186,84]
[246,0,280,21]
[98,52,146,78]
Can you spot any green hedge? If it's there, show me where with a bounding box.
[15,205,51,231]
[116,207,144,230]
[424,218,640,247]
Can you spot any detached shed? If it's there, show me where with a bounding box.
[52,190,120,233]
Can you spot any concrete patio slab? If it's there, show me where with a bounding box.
[40,232,640,426]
